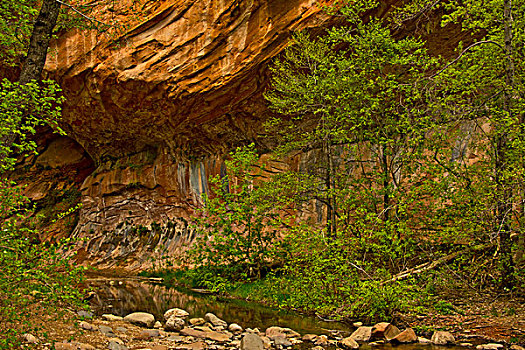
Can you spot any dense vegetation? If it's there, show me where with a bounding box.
[171,0,525,322]
[0,0,91,348]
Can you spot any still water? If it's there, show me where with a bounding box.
[88,278,466,350]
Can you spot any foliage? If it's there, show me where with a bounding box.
[0,0,39,66]
[187,144,292,291]
[0,79,85,348]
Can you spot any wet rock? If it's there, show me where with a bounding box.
[80,321,97,331]
[175,343,208,350]
[100,325,116,337]
[390,328,417,344]
[369,341,384,346]
[477,344,504,350]
[124,312,155,328]
[353,322,363,327]
[165,316,186,332]
[341,337,360,349]
[265,326,300,339]
[102,314,124,322]
[349,326,372,342]
[431,331,455,345]
[460,343,474,347]
[418,337,432,344]
[228,323,243,333]
[302,334,318,342]
[273,335,292,347]
[371,323,400,340]
[240,333,264,350]
[204,313,227,328]
[22,333,39,344]
[165,308,190,320]
[315,335,329,346]
[190,318,206,326]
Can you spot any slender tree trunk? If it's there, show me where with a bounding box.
[381,144,390,222]
[19,0,61,84]
[497,0,515,289]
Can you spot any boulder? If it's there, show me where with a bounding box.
[431,331,455,345]
[154,321,163,328]
[265,326,300,339]
[371,322,401,340]
[165,316,186,332]
[164,308,190,320]
[108,340,128,350]
[390,328,417,343]
[418,337,432,344]
[341,337,360,349]
[353,322,364,327]
[124,312,155,328]
[349,326,372,342]
[189,318,206,326]
[228,323,243,333]
[240,333,264,350]
[204,313,227,328]
[511,346,525,350]
[273,335,293,347]
[315,335,329,346]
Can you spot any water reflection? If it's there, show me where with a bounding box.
[88,278,350,335]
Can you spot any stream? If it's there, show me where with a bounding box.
[87,277,468,350]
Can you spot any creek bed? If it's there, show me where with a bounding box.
[88,278,468,350]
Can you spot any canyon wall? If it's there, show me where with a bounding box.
[28,0,332,269]
[20,0,460,269]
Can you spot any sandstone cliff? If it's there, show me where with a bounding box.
[17,0,461,269]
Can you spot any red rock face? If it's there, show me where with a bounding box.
[46,0,329,160]
[36,0,333,268]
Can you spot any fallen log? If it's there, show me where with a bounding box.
[382,242,494,285]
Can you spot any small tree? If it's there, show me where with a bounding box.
[188,144,292,289]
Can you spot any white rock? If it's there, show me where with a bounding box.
[124,312,155,328]
[228,323,243,333]
[164,308,190,320]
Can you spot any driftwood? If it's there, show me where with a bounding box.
[382,242,494,285]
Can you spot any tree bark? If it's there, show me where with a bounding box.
[19,0,61,84]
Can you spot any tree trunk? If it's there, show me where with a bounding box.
[19,0,61,84]
[498,0,515,289]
